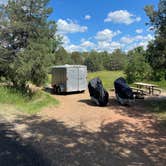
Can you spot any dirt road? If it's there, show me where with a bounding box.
[0,115,50,166]
[42,91,151,131]
[0,91,166,166]
[39,91,166,165]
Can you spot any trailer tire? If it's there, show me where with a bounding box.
[52,85,56,94]
[56,86,61,94]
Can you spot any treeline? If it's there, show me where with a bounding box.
[52,47,127,72]
[52,46,161,83]
[0,0,165,93]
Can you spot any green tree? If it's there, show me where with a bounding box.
[124,47,152,83]
[110,49,127,70]
[84,51,104,72]
[145,0,166,80]
[0,0,60,90]
[99,51,111,70]
[53,47,72,65]
[71,51,83,65]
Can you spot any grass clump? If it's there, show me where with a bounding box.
[0,86,58,114]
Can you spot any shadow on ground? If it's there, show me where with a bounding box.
[0,116,50,166]
[79,99,99,106]
[12,113,166,166]
[80,95,166,121]
[78,95,166,128]
[44,86,85,96]
[78,93,123,107]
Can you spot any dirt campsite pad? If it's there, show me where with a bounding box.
[0,91,166,166]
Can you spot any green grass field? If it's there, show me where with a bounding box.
[88,70,124,90]
[0,86,58,114]
[88,70,166,90]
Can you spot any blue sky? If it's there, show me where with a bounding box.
[1,0,159,52]
[48,0,159,52]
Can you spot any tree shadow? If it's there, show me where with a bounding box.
[43,86,53,94]
[12,114,166,166]
[43,86,85,96]
[78,96,117,107]
[107,96,160,119]
[78,99,99,106]
[0,116,50,166]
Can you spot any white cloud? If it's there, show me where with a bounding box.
[84,15,91,20]
[97,41,122,52]
[80,41,95,48]
[57,19,88,34]
[124,34,154,51]
[135,17,141,22]
[110,42,122,49]
[121,34,154,45]
[135,34,154,41]
[95,29,121,41]
[136,29,143,34]
[63,38,95,52]
[62,35,70,45]
[97,41,110,50]
[62,33,154,53]
[125,41,148,51]
[65,44,82,52]
[60,35,72,52]
[0,0,8,5]
[120,36,134,44]
[104,10,141,25]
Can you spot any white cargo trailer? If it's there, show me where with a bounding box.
[51,65,87,93]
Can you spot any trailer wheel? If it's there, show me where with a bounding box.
[51,85,56,94]
[56,86,61,94]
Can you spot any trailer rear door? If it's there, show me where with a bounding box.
[78,67,87,91]
[66,67,79,92]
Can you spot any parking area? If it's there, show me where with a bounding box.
[0,91,166,166]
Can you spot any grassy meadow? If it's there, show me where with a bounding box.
[88,70,166,90]
[0,86,58,114]
[88,70,124,90]
[0,70,165,117]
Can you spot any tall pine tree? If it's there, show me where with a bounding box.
[0,0,61,90]
[145,0,166,80]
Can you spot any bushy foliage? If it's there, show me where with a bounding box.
[84,49,126,72]
[51,48,127,72]
[52,47,72,65]
[124,47,152,83]
[110,49,127,70]
[145,0,166,80]
[84,51,104,72]
[71,51,84,65]
[0,0,60,91]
